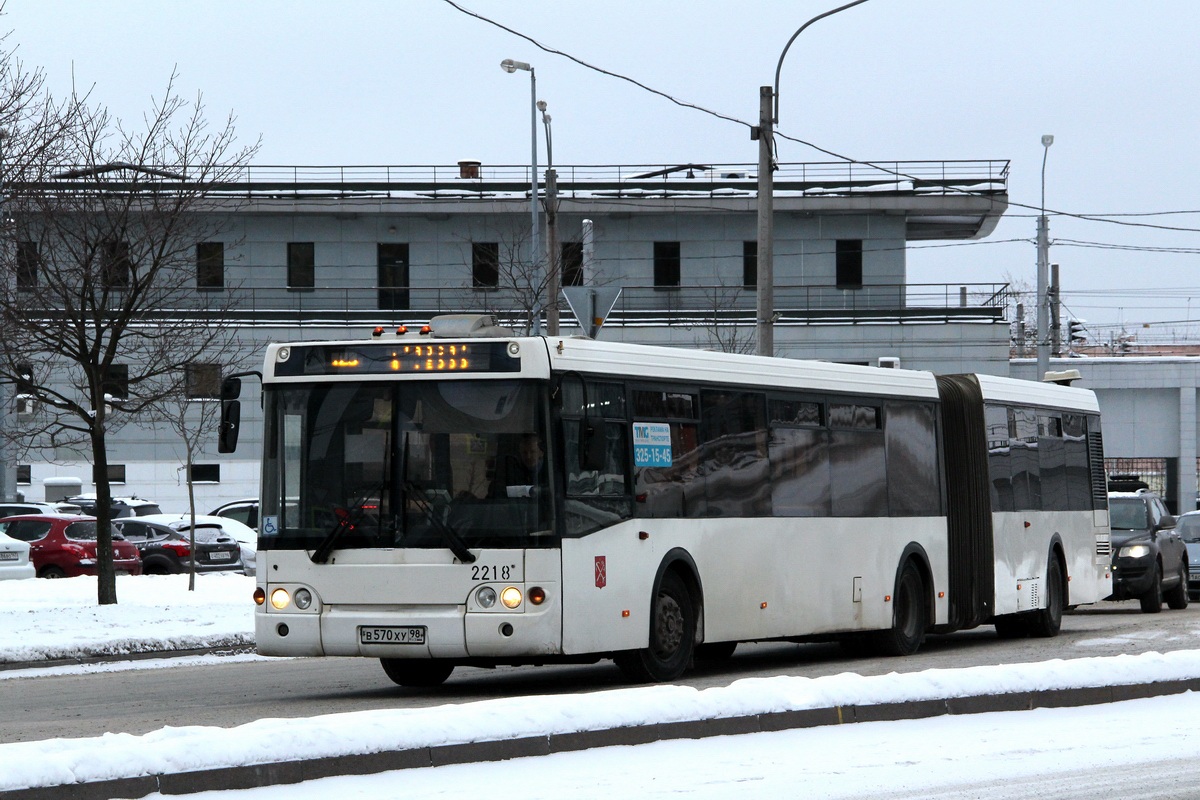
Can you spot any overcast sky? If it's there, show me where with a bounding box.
[5,0,1198,339]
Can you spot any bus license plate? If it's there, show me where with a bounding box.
[359,626,427,645]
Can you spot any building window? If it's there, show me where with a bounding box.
[287,242,315,289]
[185,363,221,399]
[16,465,30,485]
[188,464,221,483]
[102,240,132,289]
[196,242,224,290]
[653,241,680,288]
[561,241,583,287]
[377,243,410,309]
[742,241,757,288]
[472,242,499,289]
[102,364,129,400]
[104,464,127,484]
[16,241,39,291]
[835,239,863,289]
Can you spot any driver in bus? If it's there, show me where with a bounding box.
[491,433,546,499]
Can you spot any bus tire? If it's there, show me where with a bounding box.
[1028,556,1065,638]
[1139,564,1164,614]
[1166,563,1189,610]
[614,570,695,683]
[871,561,926,657]
[379,658,454,687]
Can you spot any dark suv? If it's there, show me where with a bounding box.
[113,519,242,575]
[1108,490,1189,613]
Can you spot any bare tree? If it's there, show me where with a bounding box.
[149,364,247,591]
[694,278,757,354]
[461,223,552,335]
[0,71,259,604]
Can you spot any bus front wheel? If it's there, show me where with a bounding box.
[380,658,454,687]
[614,570,696,683]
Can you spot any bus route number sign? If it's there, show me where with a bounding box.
[633,422,673,468]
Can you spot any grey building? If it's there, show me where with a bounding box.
[22,159,1015,511]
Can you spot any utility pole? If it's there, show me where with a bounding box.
[754,85,774,357]
[1049,263,1061,357]
[756,0,870,358]
[1036,134,1053,380]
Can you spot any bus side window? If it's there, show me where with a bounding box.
[562,419,632,535]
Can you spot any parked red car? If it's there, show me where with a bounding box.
[0,514,142,578]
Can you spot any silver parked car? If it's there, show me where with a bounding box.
[0,529,34,580]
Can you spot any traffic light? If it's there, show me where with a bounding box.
[1068,319,1087,345]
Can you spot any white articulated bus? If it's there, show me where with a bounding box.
[224,315,1111,686]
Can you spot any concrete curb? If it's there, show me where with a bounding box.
[5,676,1200,799]
[0,645,256,672]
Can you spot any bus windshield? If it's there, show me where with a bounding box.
[260,378,554,553]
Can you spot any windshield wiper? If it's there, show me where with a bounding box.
[404,481,476,564]
[310,507,357,564]
[311,483,385,564]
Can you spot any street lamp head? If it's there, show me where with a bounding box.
[1041,134,1054,148]
[500,58,531,73]
[536,99,547,112]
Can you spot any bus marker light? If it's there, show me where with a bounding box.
[396,325,408,335]
[622,610,630,618]
[884,595,892,602]
[270,588,291,610]
[528,586,546,605]
[760,602,768,609]
[1017,584,1022,590]
[501,587,523,609]
[420,325,432,335]
[372,327,384,337]
[253,587,265,606]
[1024,521,1032,528]
[938,591,945,598]
[638,531,649,540]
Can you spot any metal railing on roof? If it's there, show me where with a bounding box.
[72,281,1008,327]
[32,161,1009,201]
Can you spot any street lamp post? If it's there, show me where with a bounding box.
[1036,134,1054,380]
[756,0,870,357]
[538,100,560,335]
[500,59,540,331]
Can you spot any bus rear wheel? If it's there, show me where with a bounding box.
[1028,557,1066,637]
[379,658,454,687]
[614,570,695,683]
[871,561,927,657]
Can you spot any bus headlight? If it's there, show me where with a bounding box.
[476,586,498,609]
[270,588,291,609]
[501,586,523,609]
[1119,544,1151,559]
[294,588,314,610]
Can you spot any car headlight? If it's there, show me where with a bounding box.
[1119,544,1151,559]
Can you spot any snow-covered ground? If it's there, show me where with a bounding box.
[5,574,1200,798]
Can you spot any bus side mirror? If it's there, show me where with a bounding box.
[220,377,242,401]
[218,400,241,453]
[580,422,606,471]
